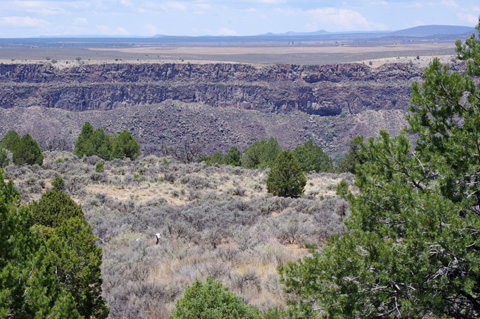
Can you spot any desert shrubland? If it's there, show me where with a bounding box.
[4,151,351,319]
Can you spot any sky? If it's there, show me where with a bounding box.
[0,0,479,38]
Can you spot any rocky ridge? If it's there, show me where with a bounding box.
[0,62,422,116]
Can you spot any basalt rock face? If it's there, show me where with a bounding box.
[0,62,422,115]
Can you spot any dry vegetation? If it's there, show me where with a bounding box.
[4,151,353,318]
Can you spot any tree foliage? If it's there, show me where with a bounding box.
[0,130,20,152]
[293,139,333,172]
[47,217,109,319]
[336,136,364,173]
[242,137,281,169]
[224,146,242,166]
[169,276,260,319]
[0,149,9,168]
[278,21,480,319]
[10,133,44,166]
[74,121,94,157]
[74,122,114,160]
[0,170,81,319]
[111,129,141,160]
[29,190,84,228]
[267,150,306,198]
[29,189,108,318]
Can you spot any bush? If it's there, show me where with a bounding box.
[29,190,84,228]
[293,139,333,172]
[266,150,306,198]
[0,149,9,168]
[169,276,259,319]
[0,130,20,151]
[74,122,113,160]
[224,146,242,166]
[52,176,65,191]
[336,179,349,198]
[111,130,141,160]
[12,133,44,166]
[96,160,104,173]
[241,137,281,169]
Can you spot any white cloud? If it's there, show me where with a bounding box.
[164,1,187,11]
[441,0,459,8]
[0,16,49,27]
[218,27,237,36]
[457,13,478,25]
[307,8,385,31]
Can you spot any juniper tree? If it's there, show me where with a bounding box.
[278,19,480,319]
[12,133,44,166]
[267,150,306,198]
[293,139,333,172]
[0,171,81,319]
[111,129,141,160]
[0,130,20,151]
[224,145,242,166]
[170,276,259,319]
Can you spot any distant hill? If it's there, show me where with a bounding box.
[391,25,475,37]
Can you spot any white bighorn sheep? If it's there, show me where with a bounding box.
[155,233,160,245]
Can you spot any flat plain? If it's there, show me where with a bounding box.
[0,41,456,65]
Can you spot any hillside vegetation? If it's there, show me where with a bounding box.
[4,150,351,318]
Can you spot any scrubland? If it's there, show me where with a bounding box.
[5,151,352,318]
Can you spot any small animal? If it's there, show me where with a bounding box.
[155,233,160,245]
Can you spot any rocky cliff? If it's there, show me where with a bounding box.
[0,62,423,116]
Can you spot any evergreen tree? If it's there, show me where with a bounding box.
[224,146,242,166]
[74,122,94,158]
[12,133,44,166]
[169,276,259,319]
[266,150,306,198]
[278,21,480,318]
[29,190,84,228]
[0,170,81,319]
[336,136,364,173]
[293,139,333,172]
[91,128,112,160]
[0,149,8,168]
[111,129,141,160]
[47,217,109,319]
[0,130,20,151]
[29,190,109,318]
[241,137,281,169]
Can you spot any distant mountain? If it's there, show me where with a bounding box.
[391,25,475,37]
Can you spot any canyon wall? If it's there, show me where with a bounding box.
[0,62,423,115]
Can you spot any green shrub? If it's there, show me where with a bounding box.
[12,133,43,166]
[266,150,306,198]
[56,158,64,163]
[242,137,281,169]
[336,179,349,198]
[0,130,20,151]
[29,190,84,228]
[95,161,104,173]
[224,146,242,166]
[0,149,9,168]
[169,276,259,319]
[111,130,141,160]
[52,176,65,191]
[74,122,113,160]
[293,139,333,173]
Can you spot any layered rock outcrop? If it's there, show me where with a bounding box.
[0,62,423,115]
